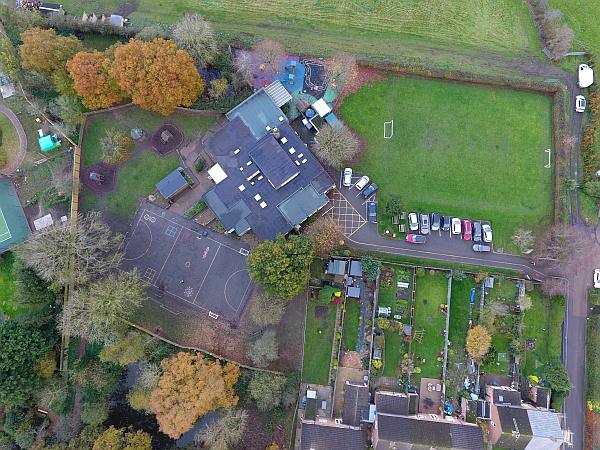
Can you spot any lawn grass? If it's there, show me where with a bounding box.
[340,76,553,252]
[342,299,361,352]
[0,113,19,170]
[412,270,448,381]
[580,193,599,226]
[0,252,16,316]
[302,286,337,384]
[521,291,564,377]
[80,33,124,50]
[58,0,540,63]
[82,114,125,166]
[481,333,511,375]
[105,151,180,221]
[79,190,99,213]
[449,276,476,350]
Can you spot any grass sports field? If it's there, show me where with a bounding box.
[0,114,19,171]
[57,0,539,63]
[340,76,553,252]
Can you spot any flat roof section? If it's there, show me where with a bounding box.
[278,185,328,226]
[249,137,299,190]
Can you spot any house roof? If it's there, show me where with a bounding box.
[349,259,362,277]
[375,391,411,416]
[203,116,333,240]
[327,259,347,276]
[264,80,292,107]
[226,88,285,139]
[342,382,370,426]
[495,405,564,450]
[155,168,188,199]
[300,422,366,450]
[492,387,522,406]
[375,413,484,450]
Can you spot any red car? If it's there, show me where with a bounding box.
[462,220,472,240]
[407,234,426,244]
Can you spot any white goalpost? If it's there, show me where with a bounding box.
[544,148,551,168]
[384,120,394,139]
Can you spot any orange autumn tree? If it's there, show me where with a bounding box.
[110,38,204,115]
[67,48,127,110]
[149,352,239,439]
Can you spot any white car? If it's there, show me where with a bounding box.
[408,212,419,231]
[451,217,462,235]
[343,168,353,187]
[594,269,600,289]
[575,95,586,113]
[482,223,493,243]
[355,175,370,190]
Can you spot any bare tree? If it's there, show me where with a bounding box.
[101,128,135,164]
[253,39,284,72]
[234,50,254,87]
[248,329,278,367]
[312,125,360,168]
[59,269,146,344]
[534,224,585,262]
[325,52,358,89]
[49,156,72,196]
[137,23,172,41]
[304,216,343,258]
[15,211,123,286]
[249,290,286,327]
[195,409,248,450]
[541,277,566,296]
[172,14,218,67]
[512,228,535,253]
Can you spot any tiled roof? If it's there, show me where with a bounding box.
[342,382,370,426]
[374,391,411,416]
[300,422,366,450]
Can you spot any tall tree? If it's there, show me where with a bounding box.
[304,216,343,258]
[544,360,572,393]
[325,52,358,89]
[150,352,239,439]
[249,290,286,327]
[312,125,360,168]
[195,409,248,450]
[136,23,172,41]
[15,211,123,286]
[247,235,314,299]
[19,27,82,95]
[92,426,152,450]
[248,330,278,367]
[248,372,287,411]
[99,332,149,366]
[253,40,284,72]
[59,270,147,345]
[534,224,585,262]
[48,95,84,127]
[100,128,135,164]
[384,197,403,216]
[361,256,381,281]
[67,49,127,110]
[466,325,492,361]
[0,321,55,406]
[172,14,218,67]
[110,38,205,115]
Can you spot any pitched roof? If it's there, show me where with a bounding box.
[249,138,299,189]
[375,413,484,450]
[492,387,523,406]
[327,259,347,276]
[225,88,285,139]
[264,80,292,107]
[300,422,366,450]
[155,168,188,199]
[278,185,328,227]
[375,391,412,415]
[342,382,370,426]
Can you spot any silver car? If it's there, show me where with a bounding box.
[420,213,430,234]
[473,244,491,252]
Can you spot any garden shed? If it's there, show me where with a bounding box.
[155,168,189,199]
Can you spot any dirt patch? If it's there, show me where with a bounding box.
[340,350,363,369]
[152,124,184,155]
[314,305,329,320]
[80,162,117,193]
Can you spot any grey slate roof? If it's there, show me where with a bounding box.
[300,422,366,450]
[342,382,370,426]
[492,387,522,406]
[249,137,299,190]
[327,259,347,276]
[226,89,285,139]
[375,413,485,450]
[375,391,411,415]
[349,259,363,277]
[155,168,188,199]
[495,405,564,450]
[203,114,333,240]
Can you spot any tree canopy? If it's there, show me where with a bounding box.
[172,14,217,67]
[0,321,55,406]
[248,371,287,411]
[249,290,286,327]
[150,352,239,439]
[361,256,381,281]
[253,40,284,72]
[466,325,492,361]
[248,330,279,367]
[304,216,343,258]
[247,235,314,299]
[92,426,152,450]
[544,360,572,393]
[311,125,359,168]
[109,38,205,115]
[325,52,358,90]
[195,409,247,450]
[100,128,135,164]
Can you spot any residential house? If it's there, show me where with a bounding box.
[299,418,366,450]
[342,381,370,427]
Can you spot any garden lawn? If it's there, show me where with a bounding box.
[57,0,540,64]
[412,270,448,381]
[449,276,475,350]
[521,291,564,377]
[341,76,553,252]
[0,113,19,170]
[342,299,360,352]
[0,252,16,316]
[302,286,337,384]
[481,333,511,375]
[105,151,180,221]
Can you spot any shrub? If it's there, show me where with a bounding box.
[183,200,206,219]
[194,160,204,172]
[100,128,135,164]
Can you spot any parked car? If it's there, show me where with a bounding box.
[343,168,353,187]
[595,269,600,289]
[355,175,370,190]
[482,223,493,242]
[441,216,451,232]
[200,230,208,236]
[420,213,430,234]
[473,244,491,252]
[473,222,482,242]
[575,95,587,113]
[367,201,377,223]
[408,212,419,231]
[407,234,426,244]
[431,212,440,231]
[362,182,378,199]
[462,220,472,240]
[451,217,461,235]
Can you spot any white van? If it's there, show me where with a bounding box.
[578,64,594,88]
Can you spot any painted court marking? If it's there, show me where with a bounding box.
[0,208,12,243]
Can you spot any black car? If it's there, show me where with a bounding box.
[367,201,377,223]
[441,216,451,232]
[473,222,482,242]
[362,182,378,199]
[431,212,440,231]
